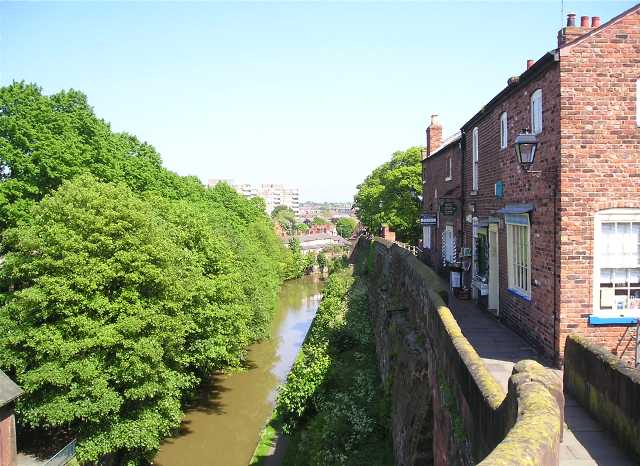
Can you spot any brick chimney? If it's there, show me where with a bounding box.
[425,114,443,158]
[558,12,592,47]
[381,224,396,242]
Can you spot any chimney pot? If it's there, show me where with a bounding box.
[567,13,576,27]
[580,16,589,28]
[527,59,535,69]
[591,16,601,28]
[430,114,441,127]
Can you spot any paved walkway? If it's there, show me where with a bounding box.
[447,294,635,466]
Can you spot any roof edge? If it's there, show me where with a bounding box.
[559,3,640,55]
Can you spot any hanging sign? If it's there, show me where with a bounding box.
[420,213,437,226]
[440,201,457,216]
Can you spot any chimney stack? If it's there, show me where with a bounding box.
[425,114,443,158]
[558,12,593,47]
[527,59,535,70]
[591,16,601,28]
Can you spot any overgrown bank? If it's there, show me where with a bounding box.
[253,269,393,465]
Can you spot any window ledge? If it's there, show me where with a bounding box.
[470,190,478,196]
[588,315,639,325]
[445,177,452,182]
[507,287,531,302]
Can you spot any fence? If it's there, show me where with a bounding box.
[44,439,76,466]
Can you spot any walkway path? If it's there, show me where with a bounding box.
[447,294,635,466]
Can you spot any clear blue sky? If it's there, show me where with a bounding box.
[1,1,635,202]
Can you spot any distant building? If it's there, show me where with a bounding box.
[298,233,351,254]
[0,370,22,466]
[210,181,300,216]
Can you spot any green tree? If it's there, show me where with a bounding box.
[0,177,199,464]
[272,206,297,236]
[335,217,358,239]
[353,147,422,243]
[296,223,309,234]
[311,217,329,226]
[316,251,327,272]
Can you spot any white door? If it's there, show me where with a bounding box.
[488,224,500,314]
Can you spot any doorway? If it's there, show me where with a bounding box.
[488,224,500,314]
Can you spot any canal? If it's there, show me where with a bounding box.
[153,275,324,466]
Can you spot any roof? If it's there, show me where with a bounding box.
[559,3,640,55]
[424,131,462,161]
[461,52,557,131]
[0,370,23,408]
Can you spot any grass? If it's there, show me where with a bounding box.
[250,416,280,465]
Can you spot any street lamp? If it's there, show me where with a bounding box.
[514,129,539,171]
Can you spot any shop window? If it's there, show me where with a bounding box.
[443,225,455,264]
[506,214,531,298]
[423,225,432,249]
[593,209,640,315]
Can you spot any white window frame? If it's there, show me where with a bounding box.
[445,157,452,181]
[592,208,640,317]
[506,214,531,299]
[472,127,479,191]
[636,79,640,127]
[500,112,508,149]
[531,89,543,134]
[423,225,432,249]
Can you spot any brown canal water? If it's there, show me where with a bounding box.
[153,275,324,466]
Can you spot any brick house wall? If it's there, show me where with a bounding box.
[557,7,640,364]
[460,60,562,360]
[422,138,463,273]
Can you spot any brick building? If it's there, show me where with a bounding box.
[421,115,463,276]
[422,5,640,365]
[0,370,22,466]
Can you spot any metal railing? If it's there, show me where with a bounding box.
[44,439,76,466]
[395,241,421,257]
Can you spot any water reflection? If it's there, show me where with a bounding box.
[153,276,323,466]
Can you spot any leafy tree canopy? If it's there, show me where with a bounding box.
[311,216,329,226]
[0,83,295,464]
[353,147,422,243]
[335,217,358,239]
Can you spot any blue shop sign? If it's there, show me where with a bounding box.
[420,213,437,226]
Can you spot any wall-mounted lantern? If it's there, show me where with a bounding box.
[514,129,539,171]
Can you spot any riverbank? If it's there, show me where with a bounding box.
[251,269,393,466]
[153,276,323,466]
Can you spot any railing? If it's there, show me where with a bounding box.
[395,241,420,256]
[44,439,76,466]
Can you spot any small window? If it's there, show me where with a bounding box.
[636,79,640,127]
[531,89,543,134]
[423,225,432,249]
[506,214,531,298]
[445,157,452,181]
[593,209,640,315]
[472,127,479,191]
[500,112,508,149]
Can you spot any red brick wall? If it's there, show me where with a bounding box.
[558,8,640,364]
[422,142,463,273]
[0,409,17,466]
[461,63,562,360]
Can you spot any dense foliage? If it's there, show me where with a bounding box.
[353,147,422,243]
[335,217,358,239]
[277,271,392,465]
[0,82,295,464]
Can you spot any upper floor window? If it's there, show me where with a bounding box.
[636,79,640,127]
[531,89,543,134]
[500,112,508,149]
[472,127,479,191]
[445,157,452,181]
[593,209,640,316]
